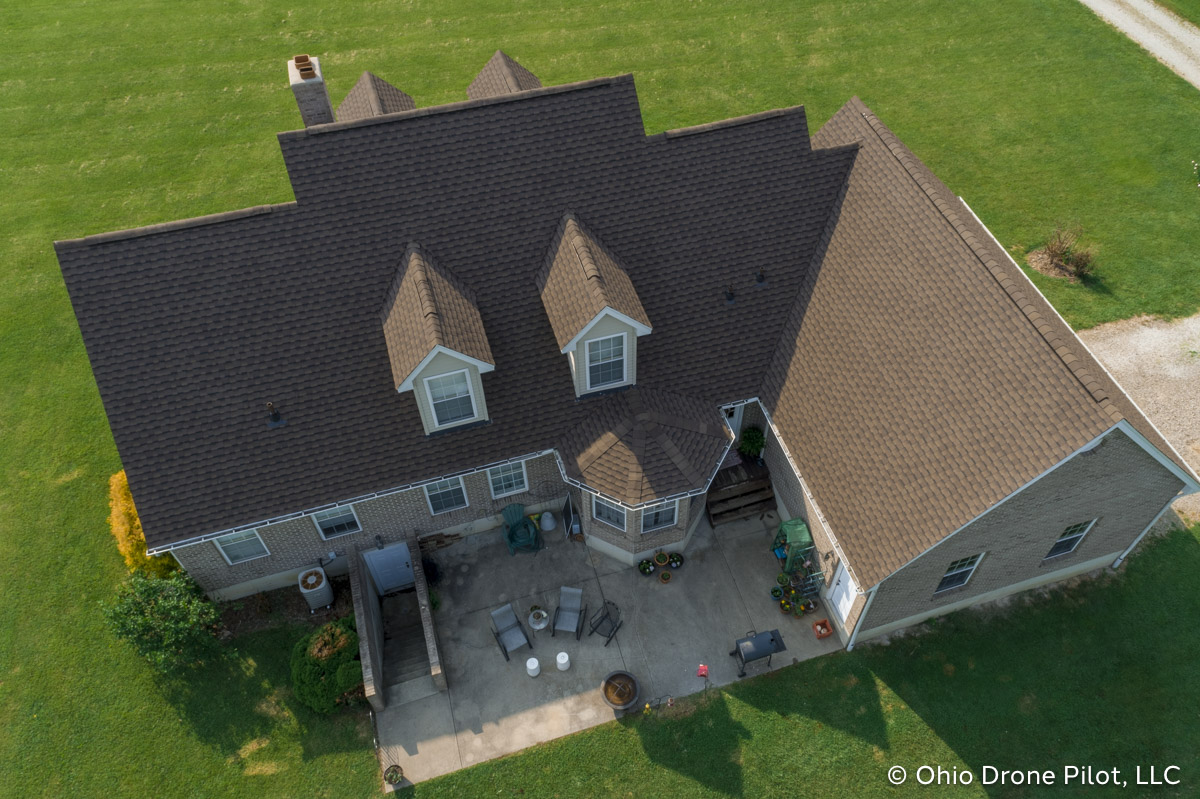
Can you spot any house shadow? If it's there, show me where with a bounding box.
[725,650,890,752]
[623,691,752,797]
[857,526,1200,795]
[159,624,369,761]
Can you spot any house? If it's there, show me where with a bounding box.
[55,51,1199,649]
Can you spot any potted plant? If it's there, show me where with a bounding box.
[638,559,655,575]
[653,551,670,568]
[779,599,793,614]
[659,570,672,584]
[383,765,404,785]
[668,552,684,568]
[530,605,548,626]
[770,586,784,600]
[776,572,790,586]
[737,426,766,466]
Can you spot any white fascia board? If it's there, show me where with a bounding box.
[396,344,495,392]
[560,307,652,354]
[960,197,1200,492]
[1115,419,1200,494]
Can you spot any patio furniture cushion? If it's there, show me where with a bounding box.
[552,586,586,640]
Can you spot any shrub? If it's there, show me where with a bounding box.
[1044,224,1096,280]
[738,425,766,458]
[103,572,221,672]
[109,470,177,578]
[291,617,363,714]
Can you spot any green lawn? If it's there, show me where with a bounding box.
[3,1,1200,798]
[1157,0,1200,27]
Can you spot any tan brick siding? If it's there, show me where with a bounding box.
[857,428,1182,636]
[580,490,692,554]
[174,452,564,595]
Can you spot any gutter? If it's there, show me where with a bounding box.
[1112,493,1181,568]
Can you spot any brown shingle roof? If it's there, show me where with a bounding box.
[557,388,731,505]
[56,74,854,550]
[337,71,416,122]
[536,213,652,351]
[760,97,1190,589]
[379,245,493,389]
[467,51,542,100]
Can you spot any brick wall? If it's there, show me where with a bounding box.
[579,489,692,555]
[174,452,565,597]
[856,428,1182,639]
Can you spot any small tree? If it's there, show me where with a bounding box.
[291,617,363,713]
[103,572,221,673]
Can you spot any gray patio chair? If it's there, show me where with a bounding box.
[588,600,622,647]
[552,586,587,640]
[490,602,532,661]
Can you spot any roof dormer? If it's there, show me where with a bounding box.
[536,214,652,397]
[380,245,494,434]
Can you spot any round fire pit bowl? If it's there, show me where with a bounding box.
[601,671,640,712]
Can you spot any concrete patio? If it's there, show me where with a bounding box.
[373,510,842,786]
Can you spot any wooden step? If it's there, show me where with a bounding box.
[706,477,772,505]
[706,486,777,516]
[709,497,777,526]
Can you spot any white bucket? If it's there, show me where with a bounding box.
[556,651,570,671]
[526,657,540,678]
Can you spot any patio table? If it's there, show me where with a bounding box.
[730,629,786,677]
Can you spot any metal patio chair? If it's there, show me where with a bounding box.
[587,600,623,647]
[490,602,532,661]
[552,586,587,640]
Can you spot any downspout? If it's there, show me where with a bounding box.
[1112,493,1180,568]
[845,585,878,652]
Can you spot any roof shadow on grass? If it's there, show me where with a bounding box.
[726,650,890,752]
[159,624,367,761]
[623,691,752,797]
[857,525,1200,795]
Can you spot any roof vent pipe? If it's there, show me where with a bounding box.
[287,54,335,127]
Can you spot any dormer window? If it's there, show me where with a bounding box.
[380,245,494,435]
[586,334,626,390]
[537,213,651,398]
[425,370,477,427]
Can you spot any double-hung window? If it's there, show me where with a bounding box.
[425,370,476,427]
[488,461,528,498]
[1044,520,1095,560]
[641,499,678,533]
[592,495,626,531]
[312,506,361,539]
[586,334,625,390]
[425,477,468,515]
[214,529,269,564]
[934,553,983,594]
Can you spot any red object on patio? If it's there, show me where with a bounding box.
[812,619,833,639]
[696,664,709,678]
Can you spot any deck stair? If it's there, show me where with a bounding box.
[706,459,776,525]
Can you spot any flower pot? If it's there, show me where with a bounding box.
[776,573,790,586]
[638,560,655,575]
[770,586,784,600]
[812,618,833,639]
[383,765,404,785]
[669,553,684,568]
[779,600,793,614]
[659,570,672,584]
[653,552,670,568]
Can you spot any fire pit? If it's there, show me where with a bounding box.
[601,671,640,711]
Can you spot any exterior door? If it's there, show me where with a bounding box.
[362,542,415,595]
[828,561,857,624]
[724,404,745,437]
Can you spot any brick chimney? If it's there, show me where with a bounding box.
[287,54,334,127]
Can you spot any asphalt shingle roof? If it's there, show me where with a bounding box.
[467,51,543,100]
[337,71,416,122]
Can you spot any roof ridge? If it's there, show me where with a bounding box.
[854,101,1120,421]
[565,216,608,305]
[407,249,445,348]
[54,202,295,249]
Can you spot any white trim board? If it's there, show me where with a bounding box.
[396,344,495,392]
[422,367,479,429]
[583,331,628,391]
[560,307,651,354]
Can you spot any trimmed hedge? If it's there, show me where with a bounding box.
[109,470,177,578]
[290,617,363,714]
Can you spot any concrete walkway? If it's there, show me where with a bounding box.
[373,513,841,786]
[1077,0,1200,89]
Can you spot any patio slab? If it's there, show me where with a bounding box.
[374,512,843,784]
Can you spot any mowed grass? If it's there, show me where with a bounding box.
[410,527,1200,799]
[1157,0,1200,27]
[3,1,1200,797]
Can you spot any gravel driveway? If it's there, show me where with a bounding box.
[1079,312,1200,521]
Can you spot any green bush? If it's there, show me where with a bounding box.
[290,617,363,714]
[738,425,766,458]
[103,572,221,673]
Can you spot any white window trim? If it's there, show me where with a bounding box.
[592,495,626,531]
[1044,519,1097,561]
[933,552,984,595]
[422,368,478,429]
[488,460,529,499]
[311,504,363,540]
[213,529,270,566]
[584,332,628,392]
[641,499,679,533]
[424,476,469,516]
